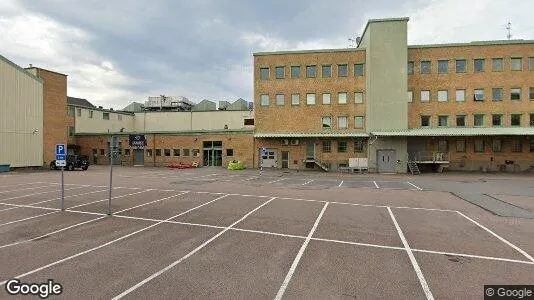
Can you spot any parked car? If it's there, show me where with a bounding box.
[50,155,90,171]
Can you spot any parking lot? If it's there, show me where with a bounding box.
[1,166,533,299]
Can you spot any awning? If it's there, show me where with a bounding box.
[372,127,534,137]
[254,132,369,138]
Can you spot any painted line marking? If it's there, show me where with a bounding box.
[0,185,57,195]
[456,211,534,263]
[0,186,89,202]
[411,249,534,265]
[406,182,422,191]
[0,182,46,189]
[388,207,434,300]
[274,202,328,300]
[338,181,343,187]
[0,189,110,212]
[373,181,379,189]
[243,176,259,181]
[268,178,289,184]
[312,237,404,251]
[302,180,313,185]
[0,211,58,227]
[113,191,189,215]
[112,196,277,299]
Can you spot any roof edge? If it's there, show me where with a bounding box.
[409,39,534,49]
[253,47,365,56]
[357,17,410,48]
[75,128,254,136]
[0,54,44,84]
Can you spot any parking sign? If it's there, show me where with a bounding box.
[55,144,66,167]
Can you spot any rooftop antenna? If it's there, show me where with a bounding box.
[348,37,361,48]
[506,22,512,40]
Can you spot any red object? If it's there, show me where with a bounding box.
[168,162,193,169]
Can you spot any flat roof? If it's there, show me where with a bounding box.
[254,48,365,56]
[76,128,254,136]
[409,39,534,49]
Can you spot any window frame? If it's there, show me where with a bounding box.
[456,140,466,152]
[511,114,522,126]
[511,139,523,153]
[420,90,430,102]
[337,64,348,77]
[337,116,348,129]
[421,115,431,127]
[322,140,331,153]
[438,60,448,74]
[322,93,331,105]
[456,89,466,102]
[275,66,285,79]
[354,116,364,129]
[492,58,503,72]
[291,93,300,106]
[456,115,466,127]
[354,139,364,152]
[354,63,364,76]
[337,140,348,153]
[474,58,485,72]
[260,94,269,106]
[338,92,347,104]
[321,64,332,78]
[226,149,234,156]
[492,139,503,152]
[456,59,467,73]
[420,60,431,74]
[510,88,521,101]
[438,115,448,127]
[354,92,364,104]
[322,116,332,129]
[492,88,503,101]
[408,91,413,103]
[474,139,485,153]
[306,93,316,105]
[474,114,485,127]
[173,149,180,156]
[306,65,317,78]
[474,89,485,101]
[290,66,300,78]
[491,114,503,127]
[407,61,414,75]
[511,57,522,71]
[260,67,269,80]
[275,94,285,106]
[438,90,448,102]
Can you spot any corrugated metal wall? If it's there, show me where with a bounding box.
[0,57,44,167]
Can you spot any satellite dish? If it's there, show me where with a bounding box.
[356,37,361,44]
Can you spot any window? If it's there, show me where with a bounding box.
[68,126,74,136]
[474,114,484,127]
[474,140,485,152]
[354,63,364,76]
[244,118,254,126]
[474,89,485,101]
[338,64,348,77]
[474,59,485,72]
[492,88,503,101]
[306,65,316,78]
[456,115,466,127]
[322,117,332,129]
[511,140,522,152]
[322,140,331,153]
[291,66,300,78]
[164,149,171,156]
[275,66,285,79]
[420,61,431,74]
[492,114,503,126]
[456,89,466,102]
[155,149,162,156]
[291,93,300,105]
[338,92,347,104]
[492,58,503,71]
[337,141,347,153]
[511,57,522,71]
[322,65,331,78]
[511,114,521,126]
[531,114,534,126]
[407,61,414,75]
[92,149,97,156]
[76,108,82,117]
[354,139,364,152]
[260,94,269,106]
[276,94,284,105]
[421,115,431,127]
[438,60,448,74]
[226,149,234,156]
[322,93,331,105]
[438,116,448,127]
[173,149,180,156]
[67,106,75,116]
[530,57,534,71]
[354,92,364,104]
[183,149,190,156]
[306,93,316,105]
[103,112,110,120]
[146,149,152,157]
[354,116,364,128]
[530,87,534,100]
[260,67,269,80]
[420,90,430,102]
[438,140,448,152]
[511,88,521,100]
[89,111,93,118]
[492,139,503,152]
[456,59,467,73]
[338,116,348,129]
[408,91,413,103]
[438,90,448,102]
[456,140,466,152]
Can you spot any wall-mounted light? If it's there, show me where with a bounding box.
[32,129,39,134]
[194,138,198,141]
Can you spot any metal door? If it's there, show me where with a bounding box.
[306,140,315,159]
[133,149,144,165]
[281,151,289,168]
[260,148,277,168]
[377,150,396,173]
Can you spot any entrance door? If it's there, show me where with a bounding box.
[134,149,144,165]
[203,141,223,167]
[281,151,289,169]
[260,148,277,168]
[306,140,315,160]
[377,150,396,173]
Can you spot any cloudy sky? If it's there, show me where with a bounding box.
[1,0,532,109]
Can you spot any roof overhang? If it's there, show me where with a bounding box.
[254,132,369,138]
[372,128,534,137]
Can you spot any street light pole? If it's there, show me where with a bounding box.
[108,129,113,215]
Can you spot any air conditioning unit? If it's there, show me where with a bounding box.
[281,139,289,145]
[291,139,299,146]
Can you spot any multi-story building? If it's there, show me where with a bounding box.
[253,17,534,173]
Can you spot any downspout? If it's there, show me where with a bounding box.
[153,133,156,167]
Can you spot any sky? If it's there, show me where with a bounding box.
[1,0,532,110]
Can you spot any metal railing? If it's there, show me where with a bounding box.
[410,151,449,162]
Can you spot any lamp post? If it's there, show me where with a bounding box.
[108,127,125,216]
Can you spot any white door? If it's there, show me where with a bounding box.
[260,148,277,168]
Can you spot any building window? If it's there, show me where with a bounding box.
[474,89,485,101]
[456,59,467,73]
[322,93,331,105]
[244,118,254,126]
[76,108,82,117]
[354,92,364,104]
[421,115,431,127]
[354,116,364,128]
[68,126,74,136]
[420,90,430,102]
[438,140,448,152]
[531,114,534,126]
[291,93,300,105]
[103,112,110,120]
[260,94,269,106]
[291,66,300,78]
[456,115,466,127]
[456,140,466,152]
[306,65,316,78]
[338,92,347,104]
[146,149,152,157]
[511,57,522,71]
[474,59,485,72]
[173,149,180,156]
[420,61,431,74]
[338,64,348,77]
[354,139,364,152]
[306,93,316,105]
[492,88,503,101]
[322,65,332,78]
[438,90,448,102]
[92,149,97,156]
[226,149,234,156]
[408,91,413,103]
[99,149,105,156]
[511,140,522,152]
[474,140,485,152]
[492,139,503,152]
[164,149,171,156]
[474,114,484,127]
[511,88,521,100]
[438,60,448,74]
[275,66,285,79]
[89,111,93,118]
[183,149,190,156]
[492,58,503,72]
[438,116,448,127]
[354,64,364,76]
[155,149,162,156]
[530,87,534,100]
[322,117,332,129]
[407,61,414,75]
[260,67,269,80]
[338,116,348,129]
[530,57,534,71]
[337,141,347,153]
[456,89,466,102]
[492,114,503,126]
[511,114,521,126]
[276,94,285,105]
[322,140,331,153]
[68,106,75,116]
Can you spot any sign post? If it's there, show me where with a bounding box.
[260,147,267,176]
[55,144,67,210]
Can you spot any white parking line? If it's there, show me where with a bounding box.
[338,181,343,187]
[113,191,189,215]
[268,178,289,184]
[302,180,314,185]
[0,211,58,227]
[373,181,379,189]
[0,185,55,195]
[406,182,422,191]
[0,185,88,202]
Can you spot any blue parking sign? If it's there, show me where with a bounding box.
[56,144,66,155]
[55,144,67,167]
